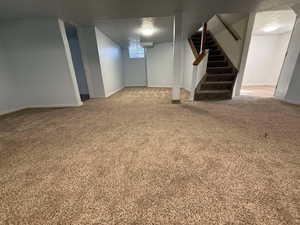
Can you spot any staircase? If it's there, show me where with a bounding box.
[191,32,238,101]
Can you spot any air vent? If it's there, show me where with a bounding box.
[140,42,154,48]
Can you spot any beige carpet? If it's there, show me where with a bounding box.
[0,88,300,225]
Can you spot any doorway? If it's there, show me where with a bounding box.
[241,10,296,98]
[65,23,90,101]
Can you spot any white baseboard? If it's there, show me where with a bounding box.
[274,95,300,105]
[0,102,83,116]
[105,86,124,97]
[124,84,147,87]
[147,85,185,88]
[0,106,26,116]
[283,99,300,105]
[27,102,83,108]
[183,87,192,92]
[241,84,276,87]
[147,85,173,88]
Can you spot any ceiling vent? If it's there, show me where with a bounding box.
[140,42,154,48]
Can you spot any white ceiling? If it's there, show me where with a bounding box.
[253,10,297,35]
[96,17,173,48]
[0,0,299,37]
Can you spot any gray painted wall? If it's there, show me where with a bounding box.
[146,42,174,87]
[122,49,147,87]
[0,18,81,114]
[285,53,300,103]
[95,27,124,97]
[275,16,300,104]
[0,39,21,115]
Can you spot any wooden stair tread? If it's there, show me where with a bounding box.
[207,73,235,76]
[203,81,233,84]
[208,60,227,63]
[207,66,231,68]
[190,31,238,101]
[197,90,231,94]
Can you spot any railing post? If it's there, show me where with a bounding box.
[200,22,207,53]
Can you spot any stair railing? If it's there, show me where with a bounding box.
[200,22,207,53]
[188,22,209,100]
[188,22,208,66]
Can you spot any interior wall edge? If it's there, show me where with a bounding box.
[58,18,82,105]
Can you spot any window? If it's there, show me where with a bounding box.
[128,45,145,59]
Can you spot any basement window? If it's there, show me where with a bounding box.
[128,45,144,59]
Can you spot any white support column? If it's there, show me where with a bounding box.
[172,12,184,104]
[233,13,256,97]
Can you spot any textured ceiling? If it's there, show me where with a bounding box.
[253,10,297,35]
[96,17,173,48]
[0,0,298,37]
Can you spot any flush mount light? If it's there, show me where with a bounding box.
[263,24,280,33]
[141,28,155,36]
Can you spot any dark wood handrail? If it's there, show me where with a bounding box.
[188,38,199,59]
[216,15,241,41]
[193,51,206,65]
[188,22,208,66]
[200,23,207,53]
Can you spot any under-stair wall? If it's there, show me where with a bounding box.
[208,14,249,69]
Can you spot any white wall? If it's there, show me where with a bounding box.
[282,10,300,104]
[122,49,147,87]
[0,18,82,112]
[95,28,124,97]
[242,33,291,86]
[275,17,300,102]
[0,40,21,115]
[208,15,249,68]
[286,53,300,104]
[183,40,196,91]
[146,42,174,87]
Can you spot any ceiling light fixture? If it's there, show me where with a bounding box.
[141,28,155,36]
[263,24,280,33]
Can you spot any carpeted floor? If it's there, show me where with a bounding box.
[0,88,299,225]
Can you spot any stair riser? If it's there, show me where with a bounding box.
[208,61,228,67]
[191,32,237,101]
[192,40,201,44]
[201,83,233,90]
[194,45,218,52]
[194,92,232,101]
[206,75,235,82]
[209,50,222,56]
[208,56,225,61]
[206,42,214,47]
[207,46,218,51]
[207,68,233,74]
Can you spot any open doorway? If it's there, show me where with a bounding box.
[241,10,296,98]
[65,23,90,101]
